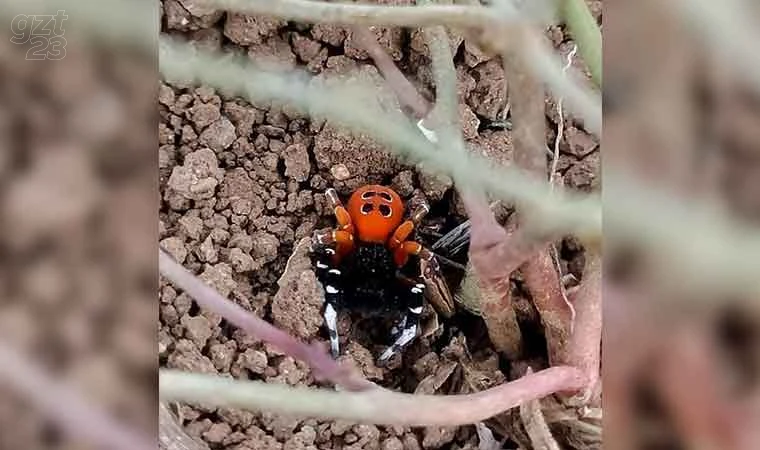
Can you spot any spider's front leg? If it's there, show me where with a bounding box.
[378,275,426,364]
[378,200,445,364]
[312,243,345,358]
[387,200,455,318]
[312,188,357,358]
[317,188,355,261]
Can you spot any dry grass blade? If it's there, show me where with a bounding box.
[158,248,372,391]
[476,422,501,450]
[159,402,210,450]
[606,173,760,303]
[520,397,561,450]
[519,32,601,136]
[159,366,585,426]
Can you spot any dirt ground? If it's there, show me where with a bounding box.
[159,2,601,449]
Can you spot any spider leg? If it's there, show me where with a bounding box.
[392,241,455,318]
[312,243,346,358]
[326,188,354,234]
[378,276,425,364]
[387,201,429,250]
[324,300,340,358]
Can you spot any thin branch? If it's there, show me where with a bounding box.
[159,366,585,426]
[520,369,561,450]
[0,341,154,450]
[463,190,549,287]
[418,6,525,357]
[460,188,534,358]
[563,253,601,404]
[158,248,373,391]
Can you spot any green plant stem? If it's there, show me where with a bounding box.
[560,0,602,88]
[159,367,585,426]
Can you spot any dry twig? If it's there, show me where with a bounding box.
[563,254,601,404]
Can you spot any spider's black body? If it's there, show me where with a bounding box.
[319,243,402,314]
[312,242,426,362]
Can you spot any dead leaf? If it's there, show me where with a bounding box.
[475,422,500,450]
[519,370,560,450]
[414,360,458,395]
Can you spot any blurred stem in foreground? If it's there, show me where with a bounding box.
[559,0,602,88]
[0,341,154,450]
[159,367,584,426]
[206,0,516,29]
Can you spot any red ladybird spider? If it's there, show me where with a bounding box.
[310,185,455,364]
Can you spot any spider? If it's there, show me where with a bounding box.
[310,185,455,364]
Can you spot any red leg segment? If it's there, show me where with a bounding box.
[387,201,429,252]
[316,189,357,263]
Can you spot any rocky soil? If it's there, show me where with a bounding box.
[159,1,601,449]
